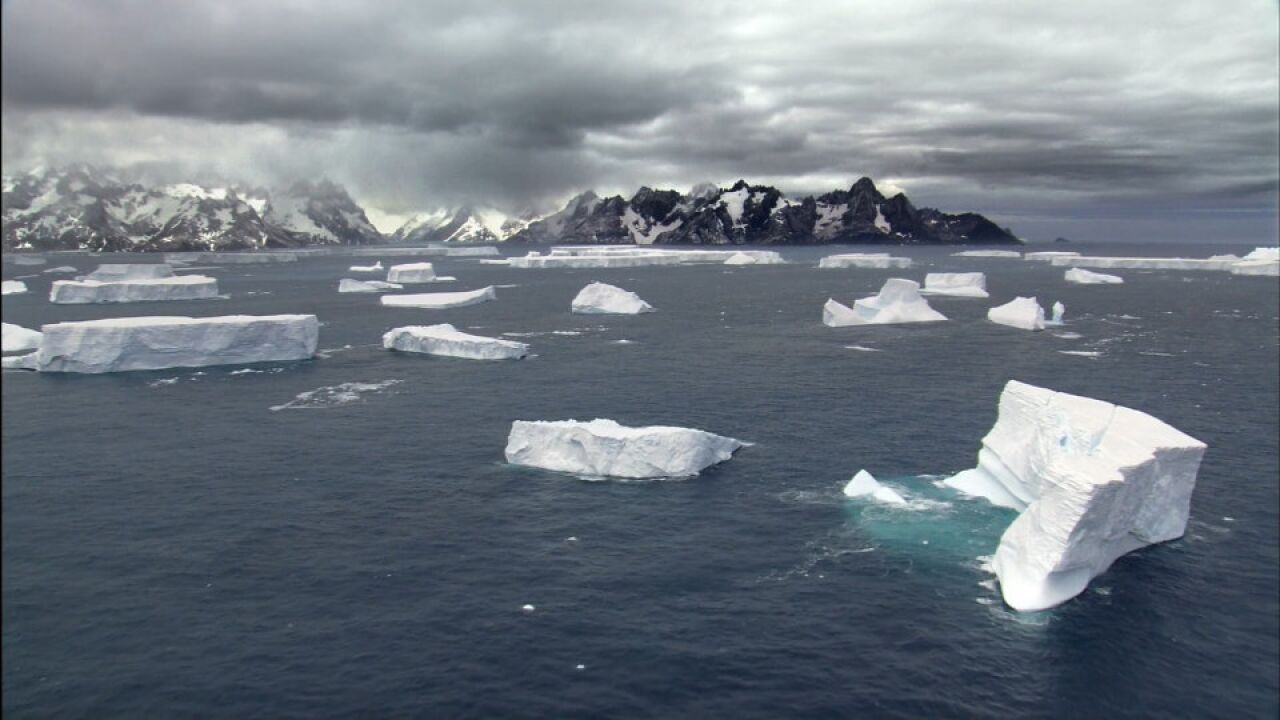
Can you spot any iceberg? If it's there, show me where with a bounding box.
[1049,302,1065,325]
[1050,255,1239,271]
[823,278,947,326]
[1242,246,1279,262]
[1230,260,1280,276]
[82,264,174,281]
[843,469,906,505]
[1064,268,1124,284]
[383,323,529,360]
[504,418,748,479]
[2,322,42,352]
[725,252,758,265]
[2,352,38,370]
[42,266,79,274]
[349,261,384,272]
[338,278,403,293]
[725,251,785,265]
[191,252,298,264]
[1,280,28,295]
[1024,251,1080,262]
[570,282,655,314]
[920,272,989,298]
[952,250,1022,258]
[818,253,913,269]
[988,297,1045,331]
[509,252,685,269]
[386,262,441,283]
[943,380,1206,611]
[49,276,220,304]
[380,286,497,309]
[35,314,319,373]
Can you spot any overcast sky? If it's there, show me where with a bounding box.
[2,0,1277,241]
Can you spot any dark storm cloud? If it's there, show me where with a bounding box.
[2,0,1276,240]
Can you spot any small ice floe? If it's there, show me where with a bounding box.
[844,344,881,352]
[1058,350,1102,358]
[611,339,637,345]
[1053,332,1083,340]
[571,282,655,314]
[42,265,79,274]
[842,469,907,505]
[269,379,404,411]
[349,261,383,272]
[1064,267,1124,284]
[521,604,536,613]
[380,287,497,309]
[147,377,180,387]
[987,297,1045,331]
[1,280,29,295]
[338,278,403,293]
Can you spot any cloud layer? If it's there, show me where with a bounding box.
[3,0,1277,240]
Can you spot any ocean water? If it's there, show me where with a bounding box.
[3,243,1278,718]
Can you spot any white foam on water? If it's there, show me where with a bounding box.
[270,379,404,411]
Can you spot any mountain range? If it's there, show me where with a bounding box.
[1,166,1019,251]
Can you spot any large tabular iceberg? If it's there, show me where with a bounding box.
[505,418,748,479]
[349,261,383,273]
[1024,251,1080,262]
[2,280,28,295]
[380,286,497,309]
[1231,260,1280,276]
[338,278,402,293]
[170,252,298,264]
[920,272,989,298]
[2,322,42,352]
[944,380,1206,611]
[953,250,1022,258]
[823,278,947,326]
[49,276,220,304]
[386,262,441,283]
[35,314,319,373]
[1050,255,1238,271]
[384,323,529,360]
[571,282,655,314]
[988,297,1045,331]
[1065,268,1124,284]
[82,264,174,281]
[843,469,906,505]
[818,253,913,269]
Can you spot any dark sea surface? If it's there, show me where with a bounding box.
[3,242,1278,718]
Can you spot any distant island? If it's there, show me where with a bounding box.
[2,165,1019,252]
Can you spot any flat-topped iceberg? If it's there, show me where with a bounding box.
[504,418,748,479]
[944,380,1206,611]
[1025,251,1080,262]
[386,262,441,283]
[988,297,1046,331]
[818,253,913,269]
[1,280,28,295]
[571,282,655,314]
[50,276,220,304]
[35,314,319,373]
[1065,268,1124,284]
[953,250,1021,258]
[1050,255,1238,271]
[1231,260,1279,276]
[384,323,529,360]
[349,261,383,272]
[43,265,79,274]
[2,352,38,370]
[380,286,497,309]
[724,251,785,265]
[2,322,42,352]
[823,278,947,326]
[843,469,906,505]
[338,278,403,293]
[82,264,174,282]
[920,272,989,298]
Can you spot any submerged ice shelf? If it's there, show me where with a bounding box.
[945,380,1206,611]
[505,418,748,479]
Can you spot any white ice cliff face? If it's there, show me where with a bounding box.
[823,278,947,326]
[920,272,989,298]
[843,469,906,505]
[570,282,655,314]
[1064,268,1124,284]
[383,324,529,360]
[2,322,42,352]
[818,253,913,269]
[988,297,1045,331]
[504,418,748,479]
[386,262,439,283]
[81,264,174,281]
[380,286,497,309]
[338,279,402,293]
[49,276,220,304]
[1231,260,1280,276]
[35,314,319,373]
[944,380,1207,611]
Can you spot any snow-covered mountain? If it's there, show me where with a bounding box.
[1,166,382,252]
[510,177,1019,245]
[390,206,540,244]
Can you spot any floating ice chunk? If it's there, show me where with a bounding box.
[1048,302,1065,325]
[1,351,38,370]
[386,262,440,283]
[571,282,654,314]
[505,418,748,479]
[1059,350,1101,358]
[1024,251,1080,262]
[725,251,785,265]
[725,252,757,265]
[380,286,497,309]
[843,469,907,505]
[82,264,174,282]
[920,272,989,298]
[338,278,403,293]
[42,266,79,274]
[36,314,319,373]
[49,276,220,304]
[1230,260,1280,276]
[348,261,383,272]
[521,604,536,613]
[1242,246,1279,262]
[819,253,912,269]
[1050,255,1239,271]
[2,280,29,295]
[2,322,42,352]
[479,258,512,265]
[988,297,1045,331]
[823,278,947,326]
[1065,268,1124,284]
[952,250,1021,258]
[383,323,529,360]
[943,380,1206,611]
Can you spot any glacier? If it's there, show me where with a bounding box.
[1065,268,1124,284]
[2,322,42,352]
[504,418,748,479]
[380,286,497,309]
[988,297,1045,331]
[943,380,1206,611]
[818,253,913,269]
[82,264,174,282]
[49,276,220,304]
[35,314,319,373]
[843,469,906,505]
[338,278,403,293]
[570,282,655,314]
[823,278,947,326]
[383,323,529,360]
[920,272,989,298]
[2,280,28,295]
